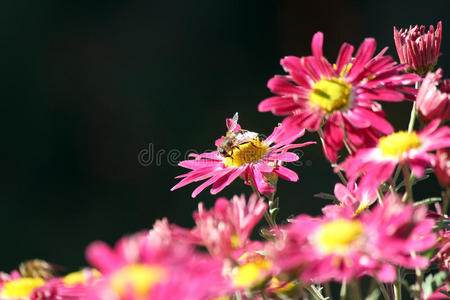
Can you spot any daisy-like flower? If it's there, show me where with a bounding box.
[322,182,377,217]
[171,114,314,197]
[434,149,450,187]
[258,32,419,162]
[267,194,436,283]
[172,194,267,259]
[394,21,442,76]
[85,231,230,300]
[339,119,450,194]
[417,69,450,122]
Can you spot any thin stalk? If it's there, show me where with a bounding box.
[377,188,385,206]
[401,164,413,203]
[339,281,347,300]
[324,282,332,300]
[377,281,391,300]
[407,81,420,134]
[249,177,276,227]
[442,187,450,216]
[394,268,402,300]
[349,281,362,300]
[304,285,328,300]
[318,128,348,185]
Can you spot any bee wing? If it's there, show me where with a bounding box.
[234,131,259,144]
[226,112,239,132]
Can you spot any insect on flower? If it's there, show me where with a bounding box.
[217,113,260,158]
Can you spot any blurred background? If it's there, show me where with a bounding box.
[0,0,449,271]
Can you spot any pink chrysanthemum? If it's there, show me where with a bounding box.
[434,149,450,187]
[322,182,377,217]
[172,194,267,259]
[85,231,230,300]
[394,21,442,75]
[417,68,450,122]
[171,116,314,197]
[267,194,436,283]
[258,32,419,162]
[339,120,450,194]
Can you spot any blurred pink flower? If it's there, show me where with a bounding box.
[434,149,450,187]
[267,194,436,283]
[85,231,230,300]
[258,31,419,162]
[394,22,442,75]
[322,182,377,217]
[339,120,450,194]
[173,194,267,259]
[417,69,450,122]
[171,117,314,197]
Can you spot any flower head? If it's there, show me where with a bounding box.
[85,231,230,300]
[417,68,450,122]
[339,120,450,194]
[258,32,419,162]
[171,114,314,197]
[394,22,442,75]
[267,194,436,283]
[173,194,267,259]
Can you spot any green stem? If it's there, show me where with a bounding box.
[349,281,362,300]
[442,187,450,216]
[318,128,348,185]
[401,164,413,203]
[305,285,328,300]
[394,269,402,300]
[377,281,390,300]
[407,81,420,133]
[249,177,276,228]
[340,281,347,300]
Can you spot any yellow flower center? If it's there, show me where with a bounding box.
[224,137,269,167]
[110,264,166,297]
[0,277,45,298]
[63,269,101,286]
[378,131,421,157]
[310,78,352,113]
[233,259,272,288]
[230,234,240,249]
[315,219,363,254]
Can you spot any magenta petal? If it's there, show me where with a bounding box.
[274,166,299,182]
[210,167,244,195]
[86,242,121,272]
[376,263,396,282]
[311,32,324,59]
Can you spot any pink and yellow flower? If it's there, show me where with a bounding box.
[394,21,442,75]
[172,194,267,259]
[171,117,314,197]
[322,182,377,217]
[258,32,419,162]
[339,120,450,194]
[267,194,436,283]
[85,231,230,300]
[417,68,450,122]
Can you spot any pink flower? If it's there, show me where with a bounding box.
[322,182,377,217]
[394,22,442,75]
[258,32,419,162]
[173,194,267,259]
[432,225,450,272]
[417,69,450,122]
[339,120,450,194]
[434,149,450,187]
[171,115,314,197]
[267,194,436,283]
[85,231,230,300]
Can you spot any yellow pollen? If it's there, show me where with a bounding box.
[378,131,421,157]
[224,137,269,167]
[310,78,352,113]
[110,264,166,297]
[233,259,272,288]
[63,269,101,286]
[0,277,45,298]
[230,234,240,249]
[315,219,363,254]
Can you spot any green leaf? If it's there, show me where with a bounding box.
[422,271,447,299]
[365,288,380,300]
[414,197,442,207]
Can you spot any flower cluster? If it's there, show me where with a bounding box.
[3,22,450,300]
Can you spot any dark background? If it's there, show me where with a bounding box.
[0,0,448,271]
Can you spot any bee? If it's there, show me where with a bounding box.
[19,259,58,279]
[217,112,259,157]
